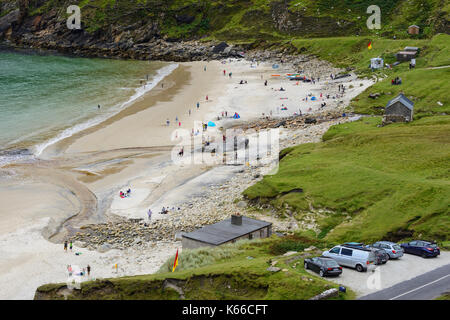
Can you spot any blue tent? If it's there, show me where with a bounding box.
[208,121,216,127]
[233,113,241,119]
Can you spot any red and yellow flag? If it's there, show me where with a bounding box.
[172,249,179,272]
[368,41,373,50]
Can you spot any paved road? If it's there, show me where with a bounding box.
[359,263,450,300]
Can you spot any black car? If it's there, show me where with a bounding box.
[304,257,342,277]
[342,242,389,265]
[400,240,440,258]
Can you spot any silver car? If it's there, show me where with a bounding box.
[322,245,376,272]
[370,241,404,259]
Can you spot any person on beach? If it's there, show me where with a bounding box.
[178,121,181,127]
[166,119,170,126]
[223,70,226,76]
[204,66,207,71]
[197,102,200,110]
[189,109,191,116]
[264,80,267,86]
[87,265,91,277]
[98,104,101,109]
[206,95,209,101]
[69,241,73,251]
[148,209,152,221]
[64,241,68,252]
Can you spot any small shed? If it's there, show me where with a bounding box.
[404,46,419,52]
[408,25,420,35]
[396,51,417,61]
[383,93,414,124]
[182,215,272,249]
[370,57,384,70]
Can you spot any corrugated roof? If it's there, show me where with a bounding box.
[386,94,414,110]
[182,216,272,245]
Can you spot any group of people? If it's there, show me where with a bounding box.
[120,189,131,198]
[64,241,73,252]
[67,264,91,277]
[392,77,402,85]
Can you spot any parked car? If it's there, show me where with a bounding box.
[369,241,404,259]
[322,245,376,272]
[400,240,440,258]
[342,242,389,265]
[304,257,343,277]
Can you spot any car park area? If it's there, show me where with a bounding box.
[305,251,450,297]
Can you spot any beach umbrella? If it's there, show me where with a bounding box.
[311,96,317,101]
[208,121,216,127]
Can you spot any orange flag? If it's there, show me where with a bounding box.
[172,249,179,272]
[368,41,373,50]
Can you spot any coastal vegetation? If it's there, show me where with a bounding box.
[35,237,355,300]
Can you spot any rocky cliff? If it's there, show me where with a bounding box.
[0,0,448,61]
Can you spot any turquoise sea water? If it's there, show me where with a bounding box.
[0,49,177,165]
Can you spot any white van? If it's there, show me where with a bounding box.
[322,245,376,272]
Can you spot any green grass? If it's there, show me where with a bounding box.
[350,67,450,118]
[35,237,355,300]
[244,116,450,243]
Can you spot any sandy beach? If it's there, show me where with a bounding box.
[0,58,374,299]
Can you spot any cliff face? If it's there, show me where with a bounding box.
[0,0,448,60]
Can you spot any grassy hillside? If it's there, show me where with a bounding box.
[18,0,449,40]
[291,34,450,71]
[35,237,355,300]
[244,116,450,243]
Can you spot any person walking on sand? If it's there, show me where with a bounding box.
[166,119,170,126]
[87,265,91,277]
[64,241,68,252]
[69,241,73,252]
[197,102,200,110]
[148,209,152,221]
[206,95,209,101]
[98,104,101,109]
[223,70,226,76]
